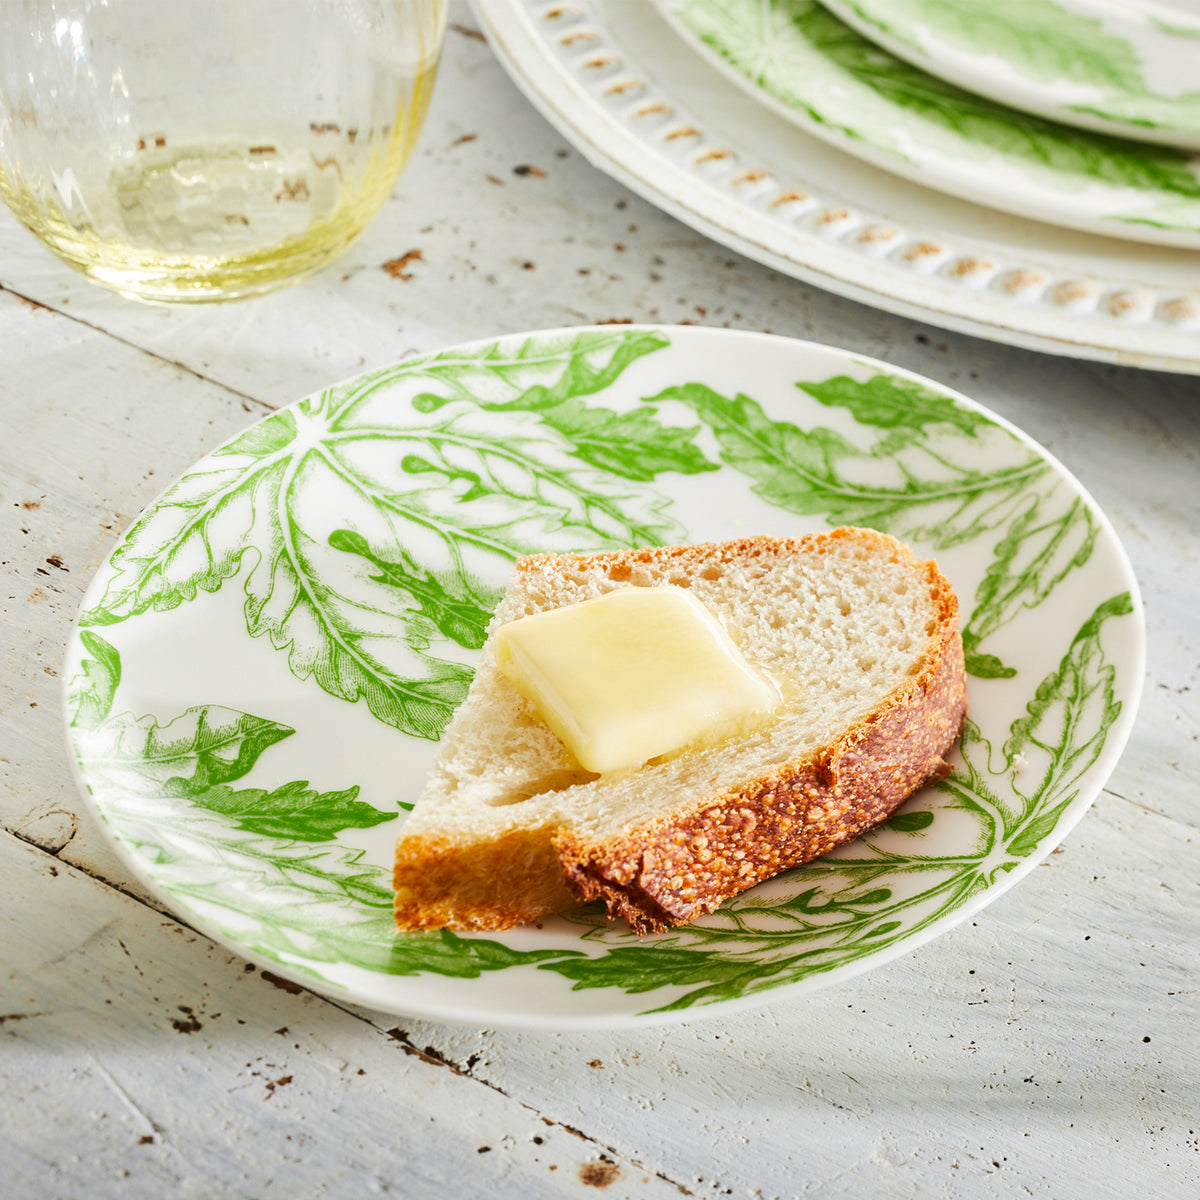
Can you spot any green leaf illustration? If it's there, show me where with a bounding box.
[108,795,578,979]
[653,372,1093,676]
[70,640,399,844]
[538,594,1130,1011]
[836,0,1145,91]
[886,810,935,833]
[837,0,1200,139]
[650,380,1044,542]
[169,779,398,843]
[80,329,705,740]
[329,528,502,652]
[521,396,719,482]
[962,497,1098,678]
[396,328,672,416]
[999,591,1131,854]
[798,373,993,447]
[677,0,1200,215]
[1073,92,1200,138]
[542,943,780,997]
[68,629,122,731]
[379,327,717,483]
[78,703,294,796]
[1150,17,1200,41]
[410,929,585,979]
[66,637,582,978]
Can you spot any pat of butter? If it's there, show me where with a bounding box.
[493,586,778,774]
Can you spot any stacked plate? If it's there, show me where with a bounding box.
[472,0,1200,372]
[658,0,1200,245]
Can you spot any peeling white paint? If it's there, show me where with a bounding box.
[1,2,1198,1196]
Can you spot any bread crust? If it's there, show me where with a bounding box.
[393,528,968,935]
[393,824,576,931]
[513,525,912,588]
[555,621,966,933]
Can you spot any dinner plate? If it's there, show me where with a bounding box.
[820,0,1200,151]
[655,0,1200,248]
[64,325,1143,1029]
[472,0,1200,375]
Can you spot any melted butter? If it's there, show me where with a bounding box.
[493,586,779,774]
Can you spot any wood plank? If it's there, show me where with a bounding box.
[0,287,268,892]
[0,831,689,1200]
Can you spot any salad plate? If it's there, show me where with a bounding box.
[820,0,1200,151]
[65,325,1143,1029]
[655,0,1200,248]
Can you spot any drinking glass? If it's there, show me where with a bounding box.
[0,0,446,302]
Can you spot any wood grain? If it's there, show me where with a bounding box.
[1,4,1197,1196]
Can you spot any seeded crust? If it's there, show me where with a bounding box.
[393,529,967,935]
[555,624,964,932]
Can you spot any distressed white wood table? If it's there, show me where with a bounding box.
[3,7,1197,1197]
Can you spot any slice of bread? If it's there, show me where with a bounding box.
[393,527,967,935]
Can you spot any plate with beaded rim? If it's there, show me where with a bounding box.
[471,0,1200,374]
[64,325,1143,1029]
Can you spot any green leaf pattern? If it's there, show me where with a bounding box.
[650,373,1096,677]
[69,631,575,980]
[540,591,1128,1012]
[671,0,1200,234]
[81,329,711,741]
[833,0,1200,137]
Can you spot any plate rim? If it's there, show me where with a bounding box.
[471,0,1200,374]
[62,322,1148,1030]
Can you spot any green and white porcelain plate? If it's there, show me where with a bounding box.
[821,0,1200,151]
[656,0,1200,247]
[64,326,1143,1029]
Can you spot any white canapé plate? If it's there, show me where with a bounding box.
[655,0,1200,249]
[64,326,1143,1029]
[472,0,1200,374]
[820,0,1200,152]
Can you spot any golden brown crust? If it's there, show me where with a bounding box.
[514,526,921,586]
[393,528,968,935]
[555,622,966,933]
[393,825,577,931]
